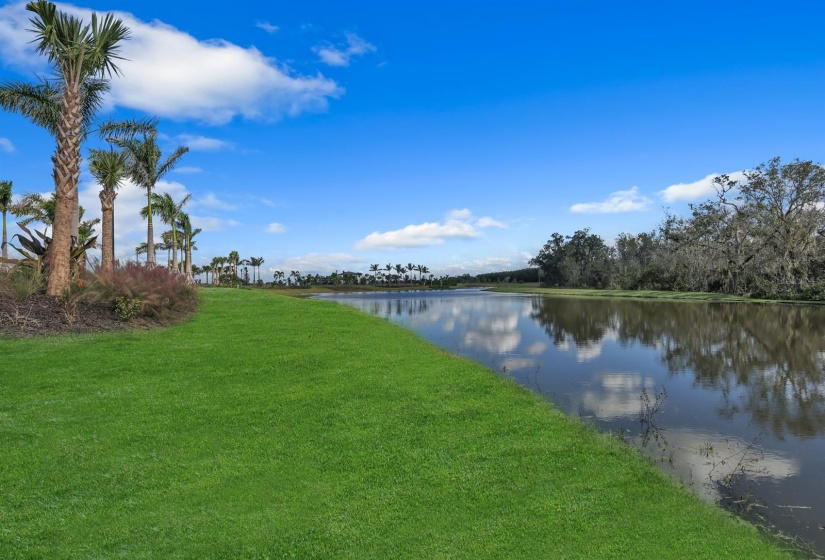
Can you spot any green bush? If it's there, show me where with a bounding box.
[113,296,142,320]
[0,267,44,301]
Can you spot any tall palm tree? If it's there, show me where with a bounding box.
[88,148,127,274]
[177,212,201,282]
[0,180,12,266]
[369,263,379,284]
[15,0,130,295]
[115,128,188,267]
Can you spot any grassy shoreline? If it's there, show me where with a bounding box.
[0,289,797,558]
[489,284,818,305]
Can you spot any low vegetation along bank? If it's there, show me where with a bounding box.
[1,290,795,558]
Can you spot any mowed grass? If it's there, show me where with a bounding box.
[0,289,796,559]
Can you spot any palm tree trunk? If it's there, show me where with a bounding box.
[172,236,178,272]
[146,188,155,267]
[47,83,83,296]
[99,189,116,274]
[184,234,193,281]
[1,210,7,263]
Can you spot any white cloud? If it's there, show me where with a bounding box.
[0,2,342,124]
[658,171,746,202]
[268,252,364,275]
[448,208,472,220]
[255,21,279,34]
[356,209,504,250]
[313,32,376,67]
[570,186,652,214]
[0,137,15,153]
[190,216,241,232]
[193,193,237,211]
[266,222,286,234]
[260,198,279,207]
[476,216,506,228]
[176,134,233,151]
[173,166,202,174]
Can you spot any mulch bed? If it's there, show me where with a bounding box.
[0,293,197,338]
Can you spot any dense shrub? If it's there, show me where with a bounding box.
[92,262,195,318]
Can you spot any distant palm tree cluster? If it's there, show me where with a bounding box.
[193,259,439,288]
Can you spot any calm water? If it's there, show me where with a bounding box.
[318,289,825,554]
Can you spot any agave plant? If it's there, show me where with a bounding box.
[10,221,97,273]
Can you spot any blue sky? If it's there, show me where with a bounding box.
[2,1,825,278]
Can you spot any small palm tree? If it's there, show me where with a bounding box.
[177,212,201,282]
[10,193,55,233]
[149,192,191,272]
[249,256,264,284]
[88,148,127,273]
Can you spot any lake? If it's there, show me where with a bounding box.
[317,289,825,554]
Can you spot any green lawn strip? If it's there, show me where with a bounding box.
[0,289,796,558]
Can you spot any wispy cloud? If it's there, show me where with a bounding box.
[355,209,505,250]
[0,2,342,124]
[173,166,202,174]
[0,137,15,153]
[570,186,652,214]
[658,171,746,202]
[313,32,376,67]
[176,134,234,152]
[255,21,279,34]
[193,193,238,211]
[266,222,287,234]
[190,216,241,232]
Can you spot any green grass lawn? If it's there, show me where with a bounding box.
[0,289,798,558]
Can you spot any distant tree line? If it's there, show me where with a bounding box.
[530,157,825,300]
[476,268,540,283]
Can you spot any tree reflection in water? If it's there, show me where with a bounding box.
[530,296,825,439]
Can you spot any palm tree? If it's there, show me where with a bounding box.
[249,257,264,284]
[200,264,211,284]
[0,180,12,266]
[227,251,241,279]
[88,148,127,274]
[115,128,188,267]
[10,192,55,234]
[394,264,405,285]
[177,212,201,282]
[149,192,191,272]
[10,1,130,295]
[369,263,379,284]
[135,242,147,262]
